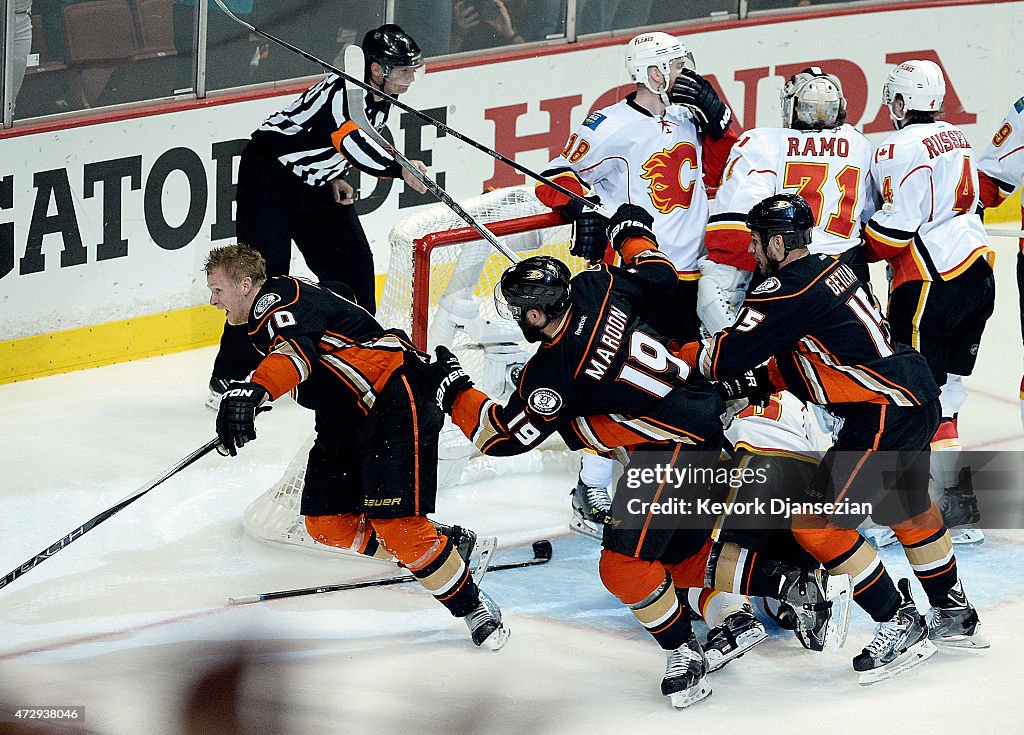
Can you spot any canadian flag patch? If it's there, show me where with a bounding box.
[875,144,895,163]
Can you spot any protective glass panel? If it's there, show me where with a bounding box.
[576,0,740,35]
[16,0,181,120]
[240,0,385,86]
[401,0,566,55]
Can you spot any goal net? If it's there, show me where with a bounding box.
[244,186,586,554]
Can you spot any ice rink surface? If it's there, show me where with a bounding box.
[2,241,1023,734]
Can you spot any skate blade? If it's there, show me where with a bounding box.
[706,627,768,672]
[568,515,603,541]
[480,624,510,652]
[667,681,712,709]
[825,574,853,651]
[949,527,985,545]
[857,638,937,685]
[931,624,990,650]
[469,536,498,584]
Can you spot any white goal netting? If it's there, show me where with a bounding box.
[244,186,586,554]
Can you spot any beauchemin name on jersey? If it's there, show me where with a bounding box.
[681,254,939,409]
[535,93,737,273]
[864,120,994,288]
[449,242,724,459]
[708,124,877,269]
[246,276,415,416]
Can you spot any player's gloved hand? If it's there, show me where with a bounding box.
[559,193,601,223]
[670,69,732,140]
[216,382,270,456]
[425,346,475,414]
[607,203,657,254]
[715,366,772,405]
[572,210,610,265]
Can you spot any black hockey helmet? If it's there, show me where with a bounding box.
[746,193,815,252]
[496,256,572,323]
[362,24,422,81]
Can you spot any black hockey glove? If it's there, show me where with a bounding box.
[572,210,610,265]
[559,193,601,223]
[607,203,657,254]
[715,366,773,405]
[216,382,269,456]
[670,69,732,140]
[425,346,475,414]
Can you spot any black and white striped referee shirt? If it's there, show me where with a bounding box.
[250,74,403,187]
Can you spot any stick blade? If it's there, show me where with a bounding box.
[532,540,553,560]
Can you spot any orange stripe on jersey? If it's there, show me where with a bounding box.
[581,415,660,450]
[330,346,405,393]
[619,236,659,263]
[252,353,303,399]
[400,375,422,515]
[250,278,301,334]
[451,388,490,439]
[573,275,614,380]
[535,170,587,209]
[744,261,840,303]
[636,444,681,553]
[676,341,700,368]
[330,120,359,153]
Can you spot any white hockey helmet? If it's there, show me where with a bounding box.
[625,32,694,94]
[780,67,846,129]
[883,59,945,116]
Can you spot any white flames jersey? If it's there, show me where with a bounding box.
[724,391,818,460]
[543,96,710,272]
[977,96,1024,203]
[865,121,993,287]
[710,125,876,257]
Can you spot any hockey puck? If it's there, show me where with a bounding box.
[532,540,553,560]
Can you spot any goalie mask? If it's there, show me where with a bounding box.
[496,256,572,343]
[746,194,814,272]
[625,32,695,96]
[362,24,424,87]
[883,59,945,125]
[781,67,847,130]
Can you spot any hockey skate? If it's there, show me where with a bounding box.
[662,634,712,709]
[939,467,984,545]
[854,578,937,685]
[777,568,852,652]
[568,479,615,541]
[463,589,510,651]
[435,523,496,584]
[927,580,989,649]
[703,605,768,671]
[862,525,898,549]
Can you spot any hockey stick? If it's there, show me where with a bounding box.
[985,226,1024,239]
[209,0,608,218]
[0,438,221,591]
[227,539,553,605]
[343,45,521,264]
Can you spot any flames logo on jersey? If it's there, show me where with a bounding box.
[641,142,698,214]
